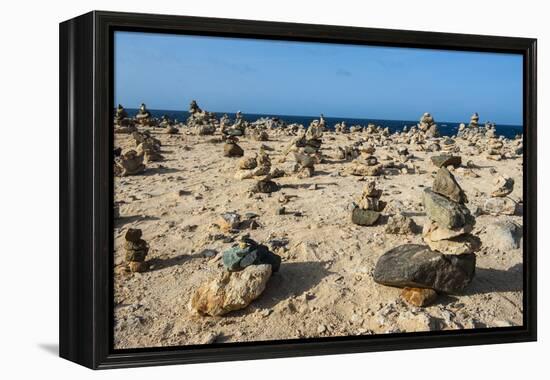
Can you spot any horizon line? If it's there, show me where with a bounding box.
[117,105,523,126]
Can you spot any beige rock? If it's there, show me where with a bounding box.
[422,219,473,242]
[424,234,481,255]
[190,264,272,316]
[401,287,438,307]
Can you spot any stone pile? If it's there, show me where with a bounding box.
[190,236,281,316]
[417,112,439,138]
[483,175,517,215]
[422,168,480,255]
[124,228,149,272]
[135,103,152,126]
[187,100,217,135]
[351,181,385,226]
[223,136,244,157]
[114,149,145,176]
[469,112,480,128]
[345,153,383,176]
[486,136,504,161]
[334,121,348,133]
[113,104,137,134]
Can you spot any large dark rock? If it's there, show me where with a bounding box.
[373,244,476,293]
[431,155,462,168]
[223,142,244,157]
[423,188,474,229]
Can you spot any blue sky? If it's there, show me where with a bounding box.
[114,31,523,125]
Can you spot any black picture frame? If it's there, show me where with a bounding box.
[59,10,537,369]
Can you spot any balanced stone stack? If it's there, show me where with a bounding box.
[486,137,504,161]
[187,100,216,135]
[422,168,480,255]
[483,175,516,215]
[235,150,272,180]
[351,181,385,226]
[469,112,480,128]
[190,236,281,316]
[302,115,325,163]
[114,104,137,134]
[223,136,244,157]
[346,151,383,176]
[114,149,145,176]
[136,135,164,163]
[124,228,149,273]
[417,112,439,138]
[334,121,348,134]
[373,168,477,301]
[135,103,151,126]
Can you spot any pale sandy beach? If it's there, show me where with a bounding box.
[113,118,523,349]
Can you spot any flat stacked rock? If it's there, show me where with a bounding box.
[124,228,149,272]
[190,236,281,316]
[483,175,517,215]
[430,154,462,168]
[351,181,385,226]
[422,168,480,255]
[113,104,136,134]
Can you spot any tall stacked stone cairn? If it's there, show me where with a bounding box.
[135,103,152,126]
[351,181,385,226]
[114,149,145,176]
[417,112,439,138]
[190,236,281,316]
[373,168,477,303]
[124,228,149,273]
[113,104,136,134]
[187,100,216,135]
[486,135,504,161]
[422,168,480,255]
[334,121,348,133]
[279,115,325,178]
[483,175,516,215]
[133,131,163,162]
[469,112,480,128]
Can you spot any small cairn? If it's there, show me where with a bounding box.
[418,112,439,138]
[190,236,281,316]
[114,149,145,176]
[351,180,385,226]
[483,175,517,215]
[124,228,149,273]
[135,103,151,126]
[187,100,217,135]
[469,112,480,128]
[422,167,480,255]
[252,173,279,194]
[486,136,504,161]
[114,104,136,134]
[223,136,244,157]
[302,115,325,163]
[345,151,383,176]
[235,149,272,180]
[334,121,348,134]
[136,135,163,162]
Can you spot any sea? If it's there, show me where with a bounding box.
[123,108,523,139]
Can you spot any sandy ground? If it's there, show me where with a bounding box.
[113,127,523,349]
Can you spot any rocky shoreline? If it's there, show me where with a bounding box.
[113,101,523,349]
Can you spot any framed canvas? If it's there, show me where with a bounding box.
[59,11,537,369]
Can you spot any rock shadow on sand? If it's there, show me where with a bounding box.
[463,263,523,295]
[251,261,332,311]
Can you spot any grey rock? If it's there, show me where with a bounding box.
[351,207,380,226]
[430,155,462,168]
[483,197,517,216]
[222,238,282,272]
[432,167,467,203]
[423,188,474,229]
[485,221,522,250]
[373,244,476,293]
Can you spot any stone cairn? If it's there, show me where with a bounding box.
[483,175,516,216]
[469,112,480,128]
[133,131,163,162]
[124,228,149,273]
[114,104,136,134]
[486,136,504,161]
[351,180,385,226]
[114,149,145,176]
[187,100,217,135]
[223,136,244,157]
[190,236,281,316]
[235,149,271,180]
[345,147,383,177]
[373,168,477,306]
[225,111,248,137]
[422,167,480,255]
[279,115,325,178]
[417,112,439,138]
[135,103,151,126]
[334,121,348,134]
[158,115,179,134]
